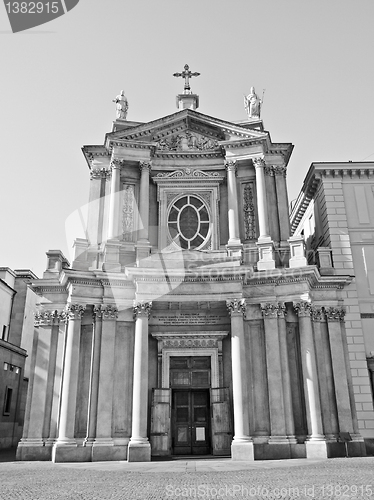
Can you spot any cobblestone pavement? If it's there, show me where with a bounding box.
[0,457,373,500]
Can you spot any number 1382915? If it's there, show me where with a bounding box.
[5,2,60,14]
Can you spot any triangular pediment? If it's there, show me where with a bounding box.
[105,109,268,152]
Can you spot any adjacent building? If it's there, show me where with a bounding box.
[0,268,38,448]
[16,76,370,462]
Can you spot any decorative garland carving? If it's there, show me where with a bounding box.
[226,298,246,316]
[122,184,135,242]
[243,183,256,240]
[324,306,346,322]
[293,301,312,318]
[155,168,221,179]
[133,301,152,319]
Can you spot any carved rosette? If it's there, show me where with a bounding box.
[61,304,86,322]
[324,306,346,322]
[34,310,61,327]
[133,301,152,319]
[311,306,324,322]
[293,301,312,318]
[252,157,266,169]
[111,158,126,170]
[260,302,285,319]
[122,184,135,242]
[243,183,256,240]
[224,160,237,173]
[139,161,152,173]
[163,338,217,348]
[226,299,246,317]
[102,305,119,321]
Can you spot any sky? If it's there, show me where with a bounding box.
[1,0,373,278]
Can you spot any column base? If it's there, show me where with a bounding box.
[231,439,254,461]
[92,438,127,461]
[127,440,151,462]
[226,240,243,258]
[52,440,91,463]
[305,439,328,459]
[256,238,275,270]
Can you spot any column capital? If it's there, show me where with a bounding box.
[252,157,266,168]
[311,306,325,322]
[139,161,152,173]
[226,298,246,317]
[293,301,312,318]
[102,304,119,320]
[90,168,111,180]
[273,165,287,177]
[224,159,237,173]
[133,301,152,319]
[33,309,61,327]
[62,304,86,322]
[324,306,346,322]
[111,158,125,170]
[260,302,286,319]
[264,165,274,176]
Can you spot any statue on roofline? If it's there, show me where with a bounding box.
[244,87,262,120]
[113,90,128,120]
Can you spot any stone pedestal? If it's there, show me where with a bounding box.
[102,239,121,272]
[256,238,275,270]
[288,235,307,268]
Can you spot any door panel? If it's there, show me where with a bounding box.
[173,390,210,455]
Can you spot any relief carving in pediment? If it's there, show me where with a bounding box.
[154,131,219,152]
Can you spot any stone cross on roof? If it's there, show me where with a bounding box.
[173,64,200,94]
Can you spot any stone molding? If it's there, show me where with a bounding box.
[324,306,346,322]
[293,301,312,318]
[61,304,86,321]
[226,298,246,316]
[133,301,152,319]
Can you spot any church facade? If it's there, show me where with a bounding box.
[17,74,367,462]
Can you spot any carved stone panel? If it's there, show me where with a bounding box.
[122,184,135,242]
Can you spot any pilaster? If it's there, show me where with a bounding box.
[135,161,152,265]
[225,161,243,258]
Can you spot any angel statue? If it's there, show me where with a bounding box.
[244,87,262,119]
[112,90,129,120]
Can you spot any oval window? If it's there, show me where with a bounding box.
[168,195,211,250]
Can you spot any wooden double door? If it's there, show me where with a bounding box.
[172,389,210,455]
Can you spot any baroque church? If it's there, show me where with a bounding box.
[17,66,368,462]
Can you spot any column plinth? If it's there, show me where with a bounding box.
[226,299,254,461]
[128,301,152,462]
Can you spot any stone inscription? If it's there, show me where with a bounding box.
[151,312,225,326]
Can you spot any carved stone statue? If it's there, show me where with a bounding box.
[244,87,262,119]
[112,90,128,120]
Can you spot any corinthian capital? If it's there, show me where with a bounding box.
[139,161,152,173]
[264,166,275,176]
[34,310,61,327]
[273,165,287,177]
[133,301,152,319]
[252,157,266,168]
[102,304,119,320]
[224,160,237,173]
[311,306,324,322]
[324,306,346,322]
[293,301,312,318]
[111,158,126,170]
[226,298,246,316]
[62,304,86,321]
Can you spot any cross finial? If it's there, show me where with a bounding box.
[173,64,200,94]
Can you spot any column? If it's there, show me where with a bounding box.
[107,160,122,240]
[253,157,275,270]
[324,307,354,434]
[92,305,118,460]
[52,304,85,463]
[277,303,297,443]
[226,299,254,461]
[16,311,56,460]
[225,160,242,256]
[128,301,152,462]
[136,161,152,264]
[261,303,290,458]
[294,301,327,459]
[85,306,103,444]
[311,306,339,440]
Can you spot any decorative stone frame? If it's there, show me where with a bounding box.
[153,169,224,252]
[151,331,229,388]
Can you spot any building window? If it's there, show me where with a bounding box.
[3,387,13,416]
[168,195,211,250]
